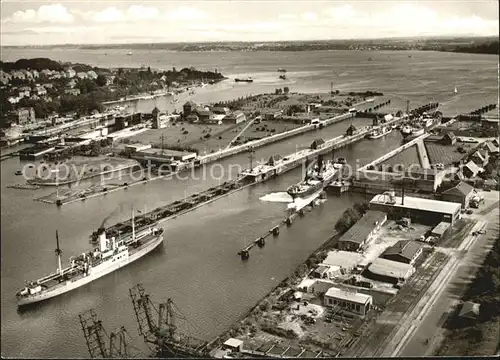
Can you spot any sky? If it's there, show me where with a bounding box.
[1,0,499,46]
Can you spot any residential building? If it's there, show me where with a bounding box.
[65,69,76,78]
[18,90,30,98]
[11,108,36,125]
[483,140,499,154]
[76,72,88,80]
[471,150,489,167]
[223,110,246,124]
[440,181,475,209]
[23,70,34,80]
[42,83,54,89]
[87,70,98,80]
[68,79,77,88]
[323,286,373,316]
[337,210,387,251]
[65,88,81,96]
[36,86,47,96]
[32,70,39,78]
[11,71,26,80]
[381,240,423,265]
[0,70,11,85]
[370,193,461,226]
[462,160,481,178]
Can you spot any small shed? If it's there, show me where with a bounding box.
[223,338,244,352]
[310,138,326,150]
[459,301,480,319]
[346,124,357,136]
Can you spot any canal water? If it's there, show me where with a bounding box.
[1,49,497,357]
[1,125,404,357]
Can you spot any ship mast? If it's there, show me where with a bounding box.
[55,230,63,275]
[131,206,136,241]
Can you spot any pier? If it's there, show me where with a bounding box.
[237,191,326,260]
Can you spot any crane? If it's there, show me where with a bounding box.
[129,284,210,358]
[78,309,137,358]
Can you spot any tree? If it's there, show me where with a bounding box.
[96,74,107,87]
[283,86,290,94]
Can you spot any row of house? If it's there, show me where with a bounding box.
[182,101,247,125]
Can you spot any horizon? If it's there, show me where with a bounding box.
[1,0,498,46]
[1,34,498,49]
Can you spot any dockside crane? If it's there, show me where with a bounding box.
[129,283,210,358]
[78,309,137,358]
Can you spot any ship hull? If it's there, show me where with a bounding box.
[17,234,163,307]
[287,183,322,199]
[368,129,391,139]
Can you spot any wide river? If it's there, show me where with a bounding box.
[1,49,497,357]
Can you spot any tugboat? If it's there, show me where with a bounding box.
[401,125,413,136]
[16,213,164,307]
[287,156,341,200]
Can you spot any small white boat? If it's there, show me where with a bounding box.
[368,126,392,139]
[454,86,458,94]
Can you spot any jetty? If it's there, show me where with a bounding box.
[238,191,327,260]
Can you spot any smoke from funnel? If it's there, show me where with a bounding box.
[99,207,120,229]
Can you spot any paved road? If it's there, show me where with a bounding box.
[398,191,499,356]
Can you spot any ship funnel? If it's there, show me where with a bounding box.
[98,229,107,252]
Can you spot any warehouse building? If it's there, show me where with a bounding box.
[337,210,387,251]
[324,286,373,316]
[440,182,475,209]
[381,240,423,265]
[369,192,461,226]
[365,258,415,285]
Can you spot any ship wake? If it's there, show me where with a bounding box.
[259,192,294,203]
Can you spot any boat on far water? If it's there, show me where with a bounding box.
[368,126,392,139]
[235,77,253,83]
[16,213,164,307]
